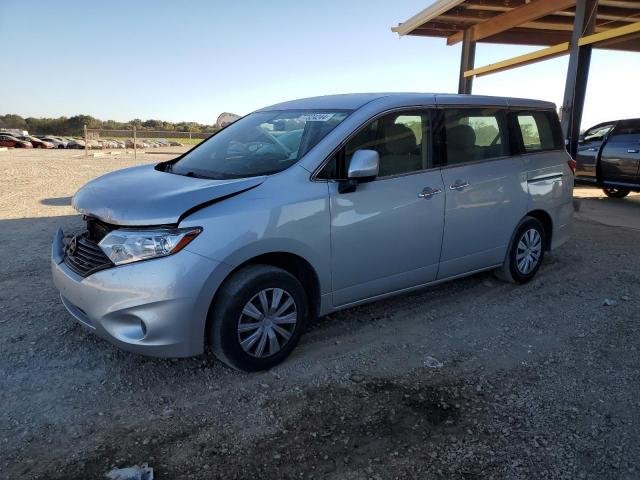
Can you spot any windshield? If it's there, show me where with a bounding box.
[169,110,349,179]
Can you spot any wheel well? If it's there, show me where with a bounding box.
[211,252,321,321]
[526,210,553,250]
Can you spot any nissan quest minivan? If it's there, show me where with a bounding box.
[52,93,574,371]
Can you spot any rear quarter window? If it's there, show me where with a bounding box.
[514,111,563,153]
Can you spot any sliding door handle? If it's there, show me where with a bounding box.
[449,181,469,190]
[418,187,442,199]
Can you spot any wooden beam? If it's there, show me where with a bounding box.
[464,3,640,23]
[463,42,570,78]
[391,0,466,36]
[447,0,577,45]
[439,12,619,33]
[599,0,640,8]
[477,28,572,45]
[578,20,640,45]
[598,34,640,51]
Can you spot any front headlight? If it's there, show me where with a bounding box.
[98,227,202,265]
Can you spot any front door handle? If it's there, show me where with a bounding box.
[449,181,469,190]
[418,187,442,199]
[588,147,598,151]
[628,149,639,154]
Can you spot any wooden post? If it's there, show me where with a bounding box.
[133,125,137,160]
[83,124,88,160]
[561,0,598,158]
[458,29,476,94]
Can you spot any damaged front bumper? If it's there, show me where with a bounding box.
[51,227,230,357]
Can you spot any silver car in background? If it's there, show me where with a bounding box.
[52,93,574,371]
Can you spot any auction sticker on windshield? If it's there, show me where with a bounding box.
[298,113,335,122]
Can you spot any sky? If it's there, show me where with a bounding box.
[1,0,638,129]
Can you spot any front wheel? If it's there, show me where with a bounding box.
[209,265,308,371]
[603,187,630,198]
[496,217,545,284]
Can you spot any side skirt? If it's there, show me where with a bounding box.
[329,264,502,313]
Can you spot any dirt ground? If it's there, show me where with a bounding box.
[1,148,640,479]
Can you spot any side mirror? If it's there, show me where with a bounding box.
[348,149,379,179]
[339,149,380,194]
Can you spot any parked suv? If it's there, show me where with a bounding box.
[575,118,640,197]
[52,93,574,371]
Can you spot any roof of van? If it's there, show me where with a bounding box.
[258,93,556,111]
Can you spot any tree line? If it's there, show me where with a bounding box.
[0,114,218,136]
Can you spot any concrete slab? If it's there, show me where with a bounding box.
[574,186,640,231]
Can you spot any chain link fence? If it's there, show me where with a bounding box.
[74,126,217,159]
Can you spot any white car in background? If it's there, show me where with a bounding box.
[39,136,68,149]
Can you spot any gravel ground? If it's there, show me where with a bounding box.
[1,149,640,479]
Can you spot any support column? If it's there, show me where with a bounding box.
[458,29,476,94]
[561,0,598,158]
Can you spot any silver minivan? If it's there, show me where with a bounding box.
[52,93,575,371]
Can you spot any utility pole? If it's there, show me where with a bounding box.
[133,125,137,160]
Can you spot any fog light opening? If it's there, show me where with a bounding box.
[140,320,147,337]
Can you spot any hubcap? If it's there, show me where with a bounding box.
[237,288,297,358]
[516,228,542,275]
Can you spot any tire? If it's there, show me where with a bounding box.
[209,265,308,371]
[496,216,545,284]
[603,187,630,198]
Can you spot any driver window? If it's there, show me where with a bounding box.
[348,112,431,178]
[317,110,432,180]
[583,124,614,143]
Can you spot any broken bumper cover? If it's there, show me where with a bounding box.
[51,228,229,357]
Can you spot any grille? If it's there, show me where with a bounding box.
[87,218,112,243]
[63,233,114,277]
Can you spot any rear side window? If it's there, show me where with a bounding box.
[443,108,509,166]
[515,111,563,152]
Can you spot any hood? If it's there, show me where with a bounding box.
[72,164,266,226]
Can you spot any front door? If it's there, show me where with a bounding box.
[576,122,614,183]
[600,119,640,187]
[322,110,446,307]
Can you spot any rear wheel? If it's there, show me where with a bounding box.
[209,265,308,371]
[496,217,545,284]
[603,187,630,198]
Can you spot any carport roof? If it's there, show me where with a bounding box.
[392,0,640,52]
